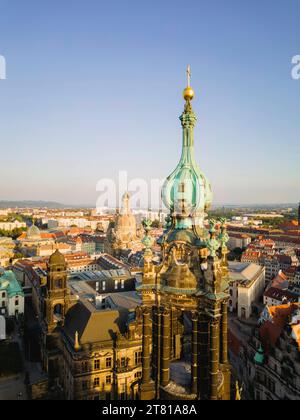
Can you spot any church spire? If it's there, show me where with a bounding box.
[162,66,212,229]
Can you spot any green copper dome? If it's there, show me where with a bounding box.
[27,223,41,239]
[162,92,212,222]
[254,344,264,365]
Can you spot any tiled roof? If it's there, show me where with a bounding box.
[260,303,300,350]
[264,287,298,303]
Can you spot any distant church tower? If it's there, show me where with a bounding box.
[138,68,231,400]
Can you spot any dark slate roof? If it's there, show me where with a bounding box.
[64,299,128,344]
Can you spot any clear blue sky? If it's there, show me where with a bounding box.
[0,0,299,206]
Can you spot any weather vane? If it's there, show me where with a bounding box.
[187,65,191,87]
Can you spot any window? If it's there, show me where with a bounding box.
[106,357,112,368]
[102,281,106,291]
[134,351,142,365]
[82,361,89,372]
[2,292,5,298]
[119,384,126,400]
[115,280,118,290]
[121,280,125,289]
[94,359,100,370]
[94,377,100,387]
[178,182,185,192]
[134,371,142,379]
[15,300,19,306]
[55,280,62,289]
[106,375,111,384]
[120,357,126,367]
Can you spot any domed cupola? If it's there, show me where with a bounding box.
[27,220,41,240]
[162,66,212,229]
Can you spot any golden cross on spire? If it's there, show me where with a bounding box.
[187,65,191,87]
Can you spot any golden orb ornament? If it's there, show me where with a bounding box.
[183,86,195,101]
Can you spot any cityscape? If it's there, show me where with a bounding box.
[0,0,300,405]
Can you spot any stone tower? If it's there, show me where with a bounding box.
[44,249,69,333]
[138,69,231,400]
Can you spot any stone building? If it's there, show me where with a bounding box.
[17,222,56,257]
[36,249,143,400]
[228,262,265,319]
[231,303,300,400]
[0,270,24,317]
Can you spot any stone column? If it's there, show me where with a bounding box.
[152,306,161,398]
[221,302,228,364]
[161,307,170,387]
[191,311,198,395]
[139,307,155,400]
[142,307,151,384]
[210,319,220,400]
[198,312,209,398]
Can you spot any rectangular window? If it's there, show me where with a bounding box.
[94,377,100,387]
[120,357,126,367]
[94,359,100,370]
[2,292,5,298]
[134,351,142,365]
[82,361,89,372]
[102,281,106,291]
[106,357,112,368]
[115,280,118,290]
[15,300,19,306]
[106,375,111,384]
[121,280,125,289]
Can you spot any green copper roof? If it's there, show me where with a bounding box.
[162,99,212,220]
[0,270,24,298]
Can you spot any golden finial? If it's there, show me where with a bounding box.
[235,381,243,400]
[183,64,195,101]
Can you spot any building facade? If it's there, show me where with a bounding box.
[228,262,265,319]
[0,270,24,317]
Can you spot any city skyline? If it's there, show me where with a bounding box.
[0,0,299,206]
